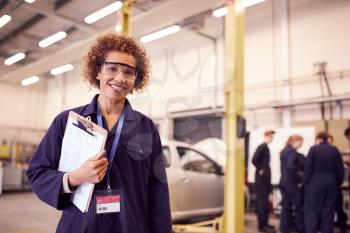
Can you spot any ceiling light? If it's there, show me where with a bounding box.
[140,25,181,43]
[50,64,74,75]
[21,76,39,86]
[84,1,122,24]
[5,53,26,65]
[244,0,266,8]
[212,0,266,17]
[212,7,228,17]
[0,14,11,29]
[115,24,122,33]
[24,0,36,3]
[39,31,67,48]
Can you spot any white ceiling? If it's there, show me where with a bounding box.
[0,0,224,85]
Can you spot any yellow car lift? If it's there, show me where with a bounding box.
[173,217,222,233]
[223,0,245,232]
[120,0,245,232]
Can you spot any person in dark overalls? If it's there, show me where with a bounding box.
[344,127,350,143]
[304,132,344,233]
[279,135,305,233]
[252,130,276,233]
[328,134,347,233]
[26,33,172,233]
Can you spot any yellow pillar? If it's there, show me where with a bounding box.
[223,1,245,233]
[119,0,133,35]
[0,142,10,160]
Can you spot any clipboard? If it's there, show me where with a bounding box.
[58,111,107,213]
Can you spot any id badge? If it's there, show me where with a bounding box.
[94,190,121,214]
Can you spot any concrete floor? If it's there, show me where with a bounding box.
[0,191,274,233]
[0,191,60,233]
[245,214,278,233]
[0,191,345,233]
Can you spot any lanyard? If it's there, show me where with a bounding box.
[97,107,125,192]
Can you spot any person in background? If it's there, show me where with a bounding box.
[304,132,344,233]
[252,130,276,233]
[345,127,350,167]
[344,127,350,166]
[280,135,305,233]
[295,151,305,184]
[345,127,350,144]
[327,134,334,144]
[343,127,350,232]
[295,150,306,210]
[327,134,347,233]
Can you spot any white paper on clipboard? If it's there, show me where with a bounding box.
[58,111,107,213]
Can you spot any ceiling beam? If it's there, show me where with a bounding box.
[2,0,95,48]
[54,0,71,11]
[0,14,45,48]
[1,0,222,84]
[0,0,9,10]
[19,2,97,34]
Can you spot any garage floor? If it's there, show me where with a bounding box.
[0,192,344,233]
[0,192,59,233]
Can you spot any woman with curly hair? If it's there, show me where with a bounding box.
[27,33,172,233]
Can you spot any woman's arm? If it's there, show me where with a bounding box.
[252,144,266,176]
[26,112,70,210]
[286,150,298,176]
[27,111,109,210]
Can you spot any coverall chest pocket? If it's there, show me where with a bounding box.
[122,137,152,162]
[121,137,152,187]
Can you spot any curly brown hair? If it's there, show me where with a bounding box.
[82,33,150,92]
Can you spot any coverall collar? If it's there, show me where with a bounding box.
[81,94,139,122]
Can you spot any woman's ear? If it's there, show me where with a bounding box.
[96,72,101,80]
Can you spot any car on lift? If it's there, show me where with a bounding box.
[162,140,250,222]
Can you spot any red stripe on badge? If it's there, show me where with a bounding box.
[96,195,120,204]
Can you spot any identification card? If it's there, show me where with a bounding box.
[94,190,121,214]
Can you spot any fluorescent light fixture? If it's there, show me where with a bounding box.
[212,7,228,17]
[212,0,266,17]
[39,31,67,48]
[50,64,74,75]
[5,53,26,65]
[24,0,36,3]
[115,24,122,33]
[84,1,122,24]
[140,25,181,43]
[244,0,266,8]
[21,76,39,86]
[0,14,11,28]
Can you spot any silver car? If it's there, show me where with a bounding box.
[162,140,225,222]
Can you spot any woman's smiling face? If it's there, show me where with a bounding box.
[97,51,136,102]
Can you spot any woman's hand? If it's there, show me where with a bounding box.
[68,151,108,188]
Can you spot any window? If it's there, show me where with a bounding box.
[162,146,171,167]
[177,147,217,173]
[173,114,222,144]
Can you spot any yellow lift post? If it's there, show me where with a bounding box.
[223,0,245,233]
[119,0,133,35]
[119,0,246,232]
[173,1,246,232]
